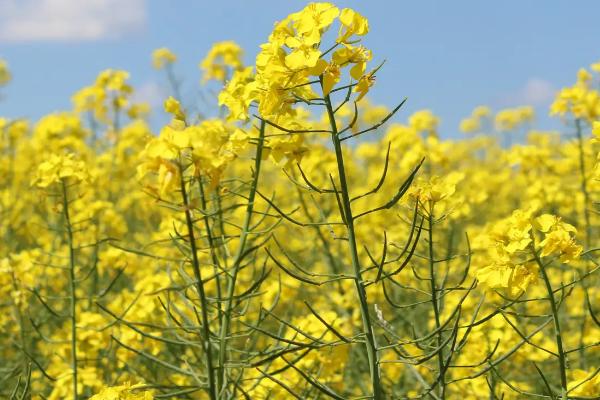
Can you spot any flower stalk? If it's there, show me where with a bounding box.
[531,242,568,399]
[61,180,79,400]
[178,162,217,400]
[324,89,383,400]
[217,119,266,396]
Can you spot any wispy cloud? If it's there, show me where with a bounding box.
[0,0,147,42]
[132,81,165,109]
[499,77,557,107]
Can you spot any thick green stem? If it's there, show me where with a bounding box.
[324,92,383,399]
[217,120,265,396]
[178,167,217,400]
[61,180,78,400]
[427,207,445,398]
[533,248,568,398]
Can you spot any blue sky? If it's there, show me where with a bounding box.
[1,0,599,137]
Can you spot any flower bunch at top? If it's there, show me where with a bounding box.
[200,41,245,83]
[32,153,90,188]
[409,109,440,138]
[137,117,248,197]
[218,2,373,121]
[152,47,177,70]
[460,105,491,134]
[494,106,534,132]
[474,209,582,296]
[72,69,148,124]
[535,214,582,263]
[408,172,464,207]
[551,64,600,122]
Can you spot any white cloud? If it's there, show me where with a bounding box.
[501,78,556,107]
[132,81,165,109]
[0,0,147,42]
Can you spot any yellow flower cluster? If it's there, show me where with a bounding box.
[218,2,372,120]
[200,40,244,82]
[0,58,11,86]
[152,47,177,70]
[459,105,491,133]
[536,214,582,263]
[409,109,440,137]
[32,153,90,188]
[137,118,247,196]
[551,65,600,122]
[72,69,149,125]
[474,209,582,296]
[90,382,153,400]
[494,105,535,131]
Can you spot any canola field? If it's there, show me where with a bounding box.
[0,3,599,399]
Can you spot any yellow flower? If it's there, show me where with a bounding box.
[337,8,369,43]
[354,73,375,102]
[472,105,491,118]
[0,58,11,86]
[152,47,177,69]
[285,45,322,70]
[550,83,600,121]
[476,255,539,296]
[474,209,540,294]
[72,69,138,124]
[535,214,581,263]
[568,369,600,397]
[90,382,154,400]
[291,2,339,46]
[164,96,185,121]
[592,120,600,142]
[332,45,372,80]
[127,102,150,119]
[322,63,341,95]
[32,153,90,188]
[577,68,592,84]
[200,40,244,83]
[494,210,534,254]
[96,69,132,93]
[409,109,440,136]
[495,106,534,131]
[409,172,464,204]
[459,117,480,133]
[218,66,256,120]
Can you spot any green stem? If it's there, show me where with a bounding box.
[214,189,229,266]
[217,119,265,396]
[323,92,383,399]
[166,63,183,102]
[61,180,78,400]
[427,206,445,398]
[197,177,223,326]
[178,166,217,400]
[532,247,568,398]
[10,271,28,374]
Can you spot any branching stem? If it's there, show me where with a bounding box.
[323,88,383,399]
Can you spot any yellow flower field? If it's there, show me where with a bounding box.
[1,3,599,399]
